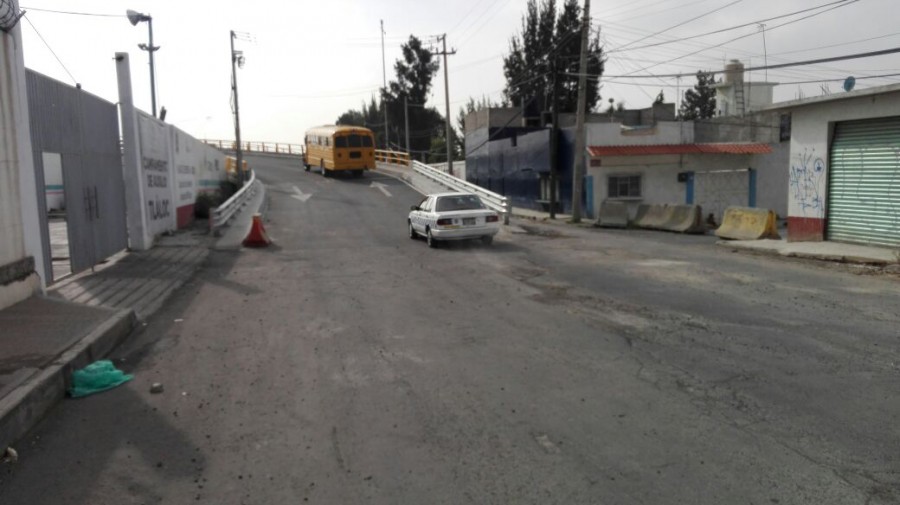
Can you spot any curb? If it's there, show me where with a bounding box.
[716,240,893,266]
[0,309,137,451]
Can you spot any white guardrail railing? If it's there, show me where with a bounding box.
[210,170,258,229]
[409,160,512,225]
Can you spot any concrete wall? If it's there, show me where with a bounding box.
[586,121,694,146]
[588,154,687,219]
[170,126,227,228]
[467,128,550,210]
[781,89,900,241]
[588,149,790,222]
[715,83,777,116]
[0,15,42,309]
[752,141,790,218]
[464,108,523,133]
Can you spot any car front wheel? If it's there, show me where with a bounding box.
[408,221,417,239]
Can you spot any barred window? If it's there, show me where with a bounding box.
[608,175,641,198]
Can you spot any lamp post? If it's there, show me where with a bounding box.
[126,9,159,118]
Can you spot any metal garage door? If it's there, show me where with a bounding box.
[828,117,900,247]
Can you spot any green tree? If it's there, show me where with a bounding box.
[382,36,445,157]
[679,71,717,120]
[503,0,604,116]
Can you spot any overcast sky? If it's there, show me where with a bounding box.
[17,0,900,144]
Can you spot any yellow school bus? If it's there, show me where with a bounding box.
[303,125,376,177]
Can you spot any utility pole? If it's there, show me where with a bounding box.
[230,30,244,183]
[404,95,410,153]
[549,59,560,220]
[436,34,456,175]
[571,0,591,223]
[381,20,389,149]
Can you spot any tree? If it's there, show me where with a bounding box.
[679,71,717,120]
[336,36,445,157]
[502,0,604,116]
[382,36,445,157]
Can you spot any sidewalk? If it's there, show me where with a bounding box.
[718,238,900,266]
[0,229,211,451]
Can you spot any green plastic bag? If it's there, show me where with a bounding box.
[69,360,133,398]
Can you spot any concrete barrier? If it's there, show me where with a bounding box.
[596,201,629,228]
[633,204,706,234]
[715,206,781,240]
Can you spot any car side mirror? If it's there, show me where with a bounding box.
[410,205,419,211]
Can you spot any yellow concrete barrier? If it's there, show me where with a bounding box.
[633,204,705,234]
[715,206,781,240]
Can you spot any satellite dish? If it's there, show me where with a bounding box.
[843,76,856,92]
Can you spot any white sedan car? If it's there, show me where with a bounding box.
[408,192,501,247]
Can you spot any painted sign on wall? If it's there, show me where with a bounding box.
[137,112,176,235]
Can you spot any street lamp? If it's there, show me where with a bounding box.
[126,9,159,118]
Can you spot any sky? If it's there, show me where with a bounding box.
[16,0,900,145]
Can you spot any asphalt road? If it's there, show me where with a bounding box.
[1,154,898,504]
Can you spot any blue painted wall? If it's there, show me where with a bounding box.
[464,125,589,216]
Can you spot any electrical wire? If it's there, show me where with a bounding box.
[22,14,77,85]
[604,0,858,54]
[614,0,743,53]
[19,6,123,17]
[619,0,860,76]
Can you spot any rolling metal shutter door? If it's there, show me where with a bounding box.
[828,117,900,247]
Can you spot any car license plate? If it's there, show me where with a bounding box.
[463,218,476,225]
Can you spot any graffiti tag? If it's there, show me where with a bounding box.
[789,149,826,218]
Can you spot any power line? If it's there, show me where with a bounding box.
[601,72,900,88]
[619,0,860,76]
[22,14,77,85]
[598,46,900,79]
[614,0,744,53]
[19,6,123,17]
[604,0,858,54]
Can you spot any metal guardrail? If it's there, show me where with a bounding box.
[375,149,410,166]
[408,160,512,225]
[210,170,257,229]
[205,139,305,156]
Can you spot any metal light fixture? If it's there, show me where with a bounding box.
[0,0,25,32]
[126,9,160,118]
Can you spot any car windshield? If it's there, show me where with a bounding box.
[435,194,485,212]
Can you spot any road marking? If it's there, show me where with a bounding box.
[291,185,312,202]
[370,181,392,198]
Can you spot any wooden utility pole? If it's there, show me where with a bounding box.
[436,35,456,174]
[571,0,591,222]
[381,20,389,149]
[549,60,560,220]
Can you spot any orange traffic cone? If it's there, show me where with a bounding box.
[242,214,272,247]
